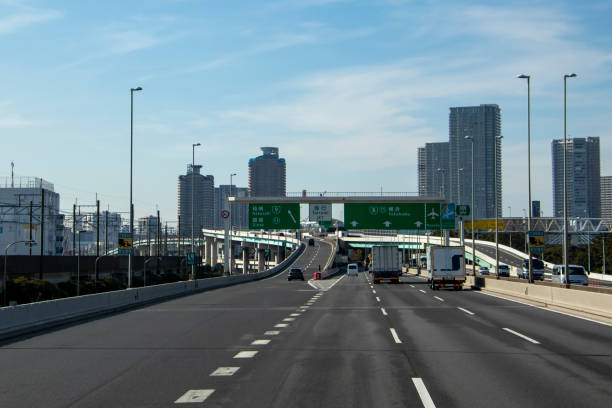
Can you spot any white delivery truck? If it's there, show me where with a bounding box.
[427,246,466,290]
[371,246,402,284]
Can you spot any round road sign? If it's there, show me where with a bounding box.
[220,210,230,219]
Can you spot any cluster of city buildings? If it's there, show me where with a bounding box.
[417,104,611,219]
[0,146,287,255]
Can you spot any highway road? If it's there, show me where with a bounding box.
[1,241,611,407]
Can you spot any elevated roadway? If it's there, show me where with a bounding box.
[1,264,610,407]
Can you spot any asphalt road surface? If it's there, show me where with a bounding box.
[1,247,610,407]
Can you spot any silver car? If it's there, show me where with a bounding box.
[479,266,490,275]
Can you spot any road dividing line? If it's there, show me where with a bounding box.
[433,296,444,302]
[327,274,346,290]
[376,297,381,302]
[457,307,475,316]
[175,389,215,403]
[503,328,540,344]
[412,378,436,408]
[233,351,258,358]
[290,313,301,317]
[251,339,271,345]
[381,307,388,316]
[410,285,415,288]
[264,331,280,335]
[372,290,377,294]
[390,328,402,343]
[419,290,426,294]
[210,367,239,376]
[274,323,288,328]
[283,318,295,322]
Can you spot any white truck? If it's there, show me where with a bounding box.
[370,246,402,284]
[427,246,465,290]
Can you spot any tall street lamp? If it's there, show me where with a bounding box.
[494,135,503,278]
[129,86,142,289]
[563,73,577,287]
[465,135,475,274]
[229,172,237,275]
[436,168,446,199]
[4,240,36,306]
[191,143,201,280]
[518,74,534,282]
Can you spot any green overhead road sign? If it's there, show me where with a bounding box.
[456,205,471,216]
[249,203,300,229]
[344,203,447,231]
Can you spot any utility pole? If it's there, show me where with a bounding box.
[39,187,44,279]
[105,212,108,255]
[157,210,161,257]
[29,201,33,256]
[73,204,76,255]
[96,200,100,257]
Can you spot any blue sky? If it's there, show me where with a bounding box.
[1,0,611,223]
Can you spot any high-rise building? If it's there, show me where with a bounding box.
[551,137,600,218]
[0,177,62,255]
[602,176,612,219]
[178,165,215,236]
[448,104,502,218]
[248,147,286,197]
[417,142,449,198]
[214,185,249,229]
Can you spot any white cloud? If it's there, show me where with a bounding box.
[0,6,61,35]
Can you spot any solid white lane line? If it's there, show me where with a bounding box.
[476,291,612,327]
[419,290,426,294]
[264,330,280,335]
[412,378,436,408]
[390,328,402,343]
[251,339,271,345]
[233,350,258,358]
[503,328,540,344]
[457,307,475,316]
[381,307,388,316]
[327,274,346,290]
[210,367,240,376]
[433,296,444,302]
[376,297,381,302]
[274,323,288,328]
[175,389,215,403]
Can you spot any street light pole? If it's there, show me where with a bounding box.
[518,74,534,282]
[229,172,237,275]
[4,240,35,306]
[191,143,201,280]
[563,73,577,287]
[494,135,503,278]
[129,86,142,289]
[465,135,475,275]
[437,168,446,199]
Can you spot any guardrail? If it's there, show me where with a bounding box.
[0,244,305,341]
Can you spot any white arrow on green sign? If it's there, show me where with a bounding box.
[249,203,300,230]
[344,203,445,231]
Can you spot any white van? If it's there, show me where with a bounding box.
[551,265,588,285]
[347,263,358,276]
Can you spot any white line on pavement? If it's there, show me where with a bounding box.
[376,297,381,302]
[233,351,258,358]
[372,290,377,294]
[412,378,436,408]
[283,318,295,322]
[410,285,415,288]
[390,328,402,343]
[419,290,426,293]
[274,323,288,328]
[290,313,301,317]
[264,331,280,335]
[502,328,540,344]
[210,367,240,376]
[457,307,475,316]
[433,296,444,302]
[251,339,271,345]
[381,307,388,316]
[175,389,215,404]
[475,291,612,327]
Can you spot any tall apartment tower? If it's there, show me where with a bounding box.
[601,176,612,219]
[417,142,449,198]
[449,104,502,218]
[177,165,215,236]
[248,147,286,197]
[552,137,601,218]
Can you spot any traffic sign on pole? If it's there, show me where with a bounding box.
[249,203,300,230]
[118,233,133,254]
[528,230,545,253]
[456,205,471,216]
[344,203,432,230]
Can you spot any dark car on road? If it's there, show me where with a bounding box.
[308,238,315,246]
[288,268,304,281]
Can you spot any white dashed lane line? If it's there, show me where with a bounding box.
[274,323,288,328]
[412,378,437,408]
[175,389,215,404]
[433,296,444,302]
[457,307,474,316]
[390,328,402,344]
[381,307,388,316]
[503,328,540,344]
[251,339,271,345]
[419,290,426,294]
[233,351,258,358]
[265,330,280,335]
[210,367,240,376]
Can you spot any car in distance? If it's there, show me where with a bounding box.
[551,264,588,285]
[308,238,315,246]
[520,259,545,280]
[347,263,358,276]
[288,268,305,281]
[479,266,490,275]
[496,264,510,277]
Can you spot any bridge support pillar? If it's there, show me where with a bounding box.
[205,237,213,267]
[258,248,266,272]
[211,239,218,266]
